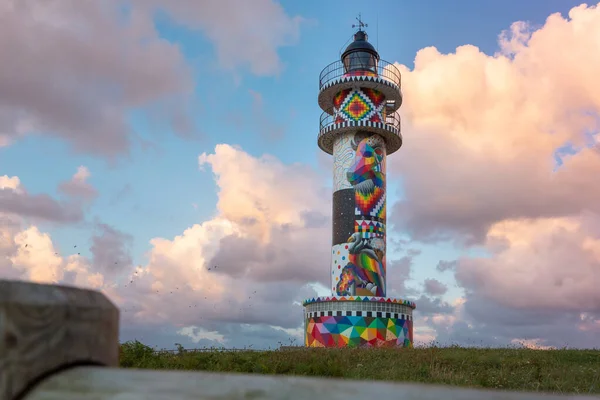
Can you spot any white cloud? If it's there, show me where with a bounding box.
[145,0,304,76]
[177,326,227,345]
[58,166,98,200]
[390,3,600,243]
[0,0,194,157]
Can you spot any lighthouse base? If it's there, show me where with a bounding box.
[303,296,415,348]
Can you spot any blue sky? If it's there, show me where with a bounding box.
[1,0,598,349]
[0,0,581,294]
[1,0,578,263]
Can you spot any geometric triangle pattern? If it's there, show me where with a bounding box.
[321,73,399,93]
[354,219,385,238]
[302,296,416,308]
[333,87,385,124]
[305,315,413,348]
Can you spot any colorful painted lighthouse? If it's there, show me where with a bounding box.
[303,17,416,348]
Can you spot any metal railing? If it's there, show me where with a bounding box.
[319,107,401,134]
[319,59,401,90]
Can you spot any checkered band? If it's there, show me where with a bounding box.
[306,310,413,320]
[304,300,414,316]
[303,296,416,309]
[323,120,399,135]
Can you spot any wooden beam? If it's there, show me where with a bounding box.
[24,366,600,400]
[0,280,119,400]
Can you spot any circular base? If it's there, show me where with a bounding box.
[303,296,415,348]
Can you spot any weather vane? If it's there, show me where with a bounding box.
[352,13,368,31]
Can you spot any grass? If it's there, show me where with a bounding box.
[119,340,600,395]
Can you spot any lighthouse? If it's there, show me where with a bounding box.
[303,16,416,348]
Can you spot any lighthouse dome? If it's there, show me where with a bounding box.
[341,30,379,74]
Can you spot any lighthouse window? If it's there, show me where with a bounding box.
[343,51,377,73]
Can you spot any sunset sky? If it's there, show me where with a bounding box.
[1,0,599,350]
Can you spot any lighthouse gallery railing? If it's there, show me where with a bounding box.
[319,107,401,134]
[318,59,402,90]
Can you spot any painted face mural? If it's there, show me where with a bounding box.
[334,133,387,297]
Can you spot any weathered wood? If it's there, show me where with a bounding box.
[24,366,600,400]
[0,280,119,400]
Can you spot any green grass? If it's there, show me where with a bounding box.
[119,340,600,395]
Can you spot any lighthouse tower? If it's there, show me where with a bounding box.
[303,17,416,348]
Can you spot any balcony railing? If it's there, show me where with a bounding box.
[319,59,401,91]
[319,107,401,134]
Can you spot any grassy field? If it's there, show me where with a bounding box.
[119,340,600,395]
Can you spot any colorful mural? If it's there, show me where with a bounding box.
[330,133,387,297]
[333,87,385,124]
[305,315,413,348]
[342,70,379,78]
[336,233,385,296]
[355,219,385,237]
[349,134,386,219]
[330,243,349,292]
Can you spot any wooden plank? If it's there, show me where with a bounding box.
[0,280,119,400]
[24,366,600,400]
